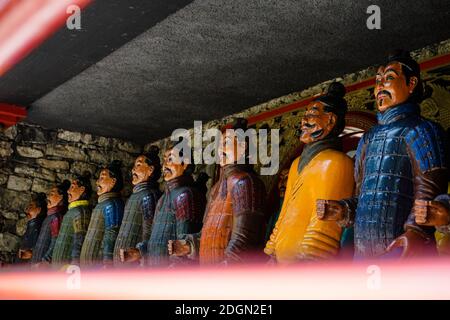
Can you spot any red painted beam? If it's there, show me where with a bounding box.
[0,0,92,77]
[0,103,27,117]
[0,103,27,128]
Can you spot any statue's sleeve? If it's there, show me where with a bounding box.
[405,121,448,236]
[174,189,203,237]
[339,132,369,225]
[42,216,61,262]
[136,192,159,256]
[20,221,40,251]
[225,175,266,263]
[173,189,204,261]
[264,158,297,256]
[299,153,355,260]
[102,201,124,263]
[71,209,89,264]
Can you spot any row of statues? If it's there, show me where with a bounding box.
[11,50,450,269]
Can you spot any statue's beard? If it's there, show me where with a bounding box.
[310,129,324,139]
[301,126,325,143]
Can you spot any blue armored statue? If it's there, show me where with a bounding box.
[317,50,448,259]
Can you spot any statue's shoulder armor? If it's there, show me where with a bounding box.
[229,170,266,214]
[404,118,447,171]
[103,198,124,227]
[173,186,203,221]
[139,188,161,219]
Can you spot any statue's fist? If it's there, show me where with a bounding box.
[384,229,432,259]
[119,248,141,263]
[316,199,346,222]
[414,199,450,227]
[18,249,32,260]
[167,240,191,257]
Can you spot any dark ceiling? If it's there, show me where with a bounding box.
[1,0,450,144]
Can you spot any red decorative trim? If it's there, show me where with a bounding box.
[0,103,27,128]
[345,111,377,131]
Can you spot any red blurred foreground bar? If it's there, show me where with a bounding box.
[0,0,92,76]
[1,258,450,300]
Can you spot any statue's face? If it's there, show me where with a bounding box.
[218,132,246,167]
[68,180,86,203]
[375,62,418,112]
[96,169,116,195]
[25,200,41,219]
[162,149,187,181]
[47,186,63,209]
[132,155,154,186]
[277,168,289,198]
[300,101,337,144]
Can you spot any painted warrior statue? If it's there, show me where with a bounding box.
[142,144,205,267]
[264,83,354,263]
[52,172,92,266]
[80,161,125,267]
[318,50,448,259]
[16,193,47,263]
[31,181,69,265]
[169,118,267,265]
[114,147,162,266]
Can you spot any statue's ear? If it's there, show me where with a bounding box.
[79,186,86,198]
[328,113,337,129]
[408,76,418,93]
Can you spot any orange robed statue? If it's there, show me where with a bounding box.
[264,82,355,263]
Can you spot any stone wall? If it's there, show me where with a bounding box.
[0,123,142,262]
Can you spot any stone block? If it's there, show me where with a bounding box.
[31,178,54,193]
[46,144,88,161]
[14,166,56,182]
[0,189,31,211]
[3,126,17,140]
[116,141,142,154]
[36,159,70,171]
[0,232,20,252]
[0,141,13,158]
[16,146,44,158]
[7,176,32,191]
[2,211,18,220]
[57,130,82,143]
[0,173,8,185]
[70,161,98,176]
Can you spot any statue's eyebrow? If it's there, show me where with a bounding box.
[384,67,399,76]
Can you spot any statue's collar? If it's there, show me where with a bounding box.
[133,181,159,193]
[164,175,193,192]
[47,205,66,216]
[98,192,121,203]
[377,102,420,125]
[68,200,89,210]
[222,164,253,178]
